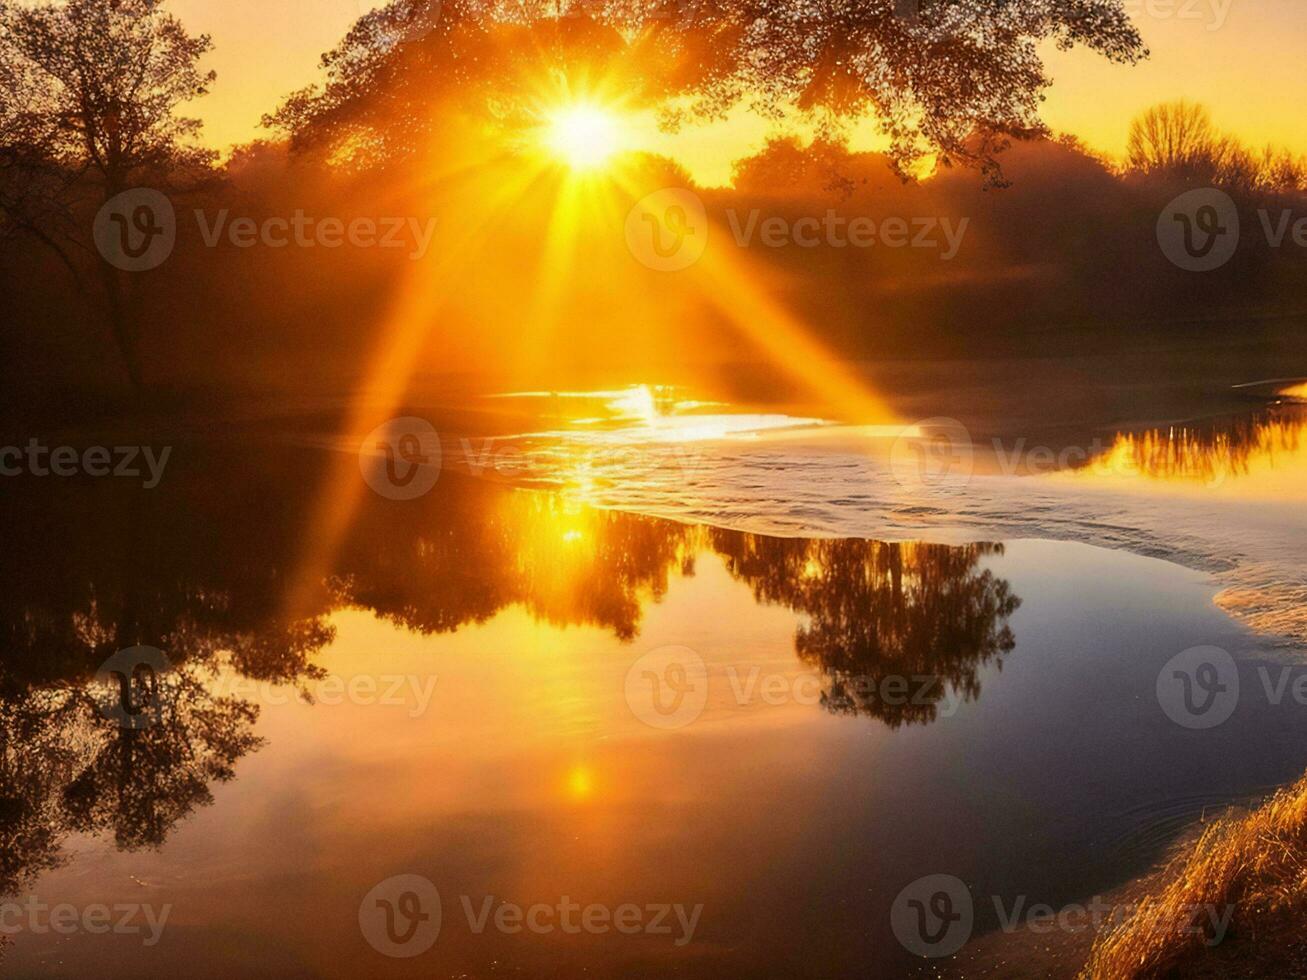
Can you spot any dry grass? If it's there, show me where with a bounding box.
[1082,773,1307,978]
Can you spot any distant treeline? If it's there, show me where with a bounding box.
[2,0,1306,410]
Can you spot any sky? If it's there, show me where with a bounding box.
[171,0,1307,186]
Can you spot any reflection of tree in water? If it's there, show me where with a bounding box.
[333,488,695,640]
[0,452,326,895]
[0,673,261,894]
[0,446,699,893]
[1083,404,1306,484]
[0,441,1021,891]
[60,689,261,851]
[711,533,1020,727]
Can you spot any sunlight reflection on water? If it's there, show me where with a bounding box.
[473,388,1307,649]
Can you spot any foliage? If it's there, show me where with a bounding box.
[1,0,215,189]
[266,0,1148,179]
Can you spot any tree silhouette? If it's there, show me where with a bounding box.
[0,443,1022,891]
[711,533,1020,727]
[0,670,263,893]
[1126,100,1307,191]
[0,0,216,389]
[331,483,696,641]
[1126,100,1235,183]
[59,677,262,852]
[0,693,87,893]
[267,0,1146,179]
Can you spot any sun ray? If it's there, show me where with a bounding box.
[611,169,896,426]
[286,74,894,619]
[281,161,562,621]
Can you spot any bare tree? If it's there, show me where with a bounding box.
[1126,100,1227,179]
[1256,146,1307,193]
[1127,100,1307,193]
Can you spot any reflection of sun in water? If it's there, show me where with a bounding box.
[567,765,595,800]
[545,103,625,171]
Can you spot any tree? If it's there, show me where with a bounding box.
[1126,100,1233,180]
[710,533,1021,728]
[1126,100,1307,192]
[0,0,216,390]
[267,0,1147,181]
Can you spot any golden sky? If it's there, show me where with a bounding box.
[173,0,1307,186]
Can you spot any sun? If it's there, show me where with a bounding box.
[544,103,625,172]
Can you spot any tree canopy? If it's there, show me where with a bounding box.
[266,0,1147,177]
[1,0,215,190]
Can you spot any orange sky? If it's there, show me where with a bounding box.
[173,0,1307,185]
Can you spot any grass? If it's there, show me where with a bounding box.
[1081,773,1307,978]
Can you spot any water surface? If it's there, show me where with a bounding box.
[2,432,1305,977]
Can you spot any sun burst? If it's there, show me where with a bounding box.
[544,103,625,172]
